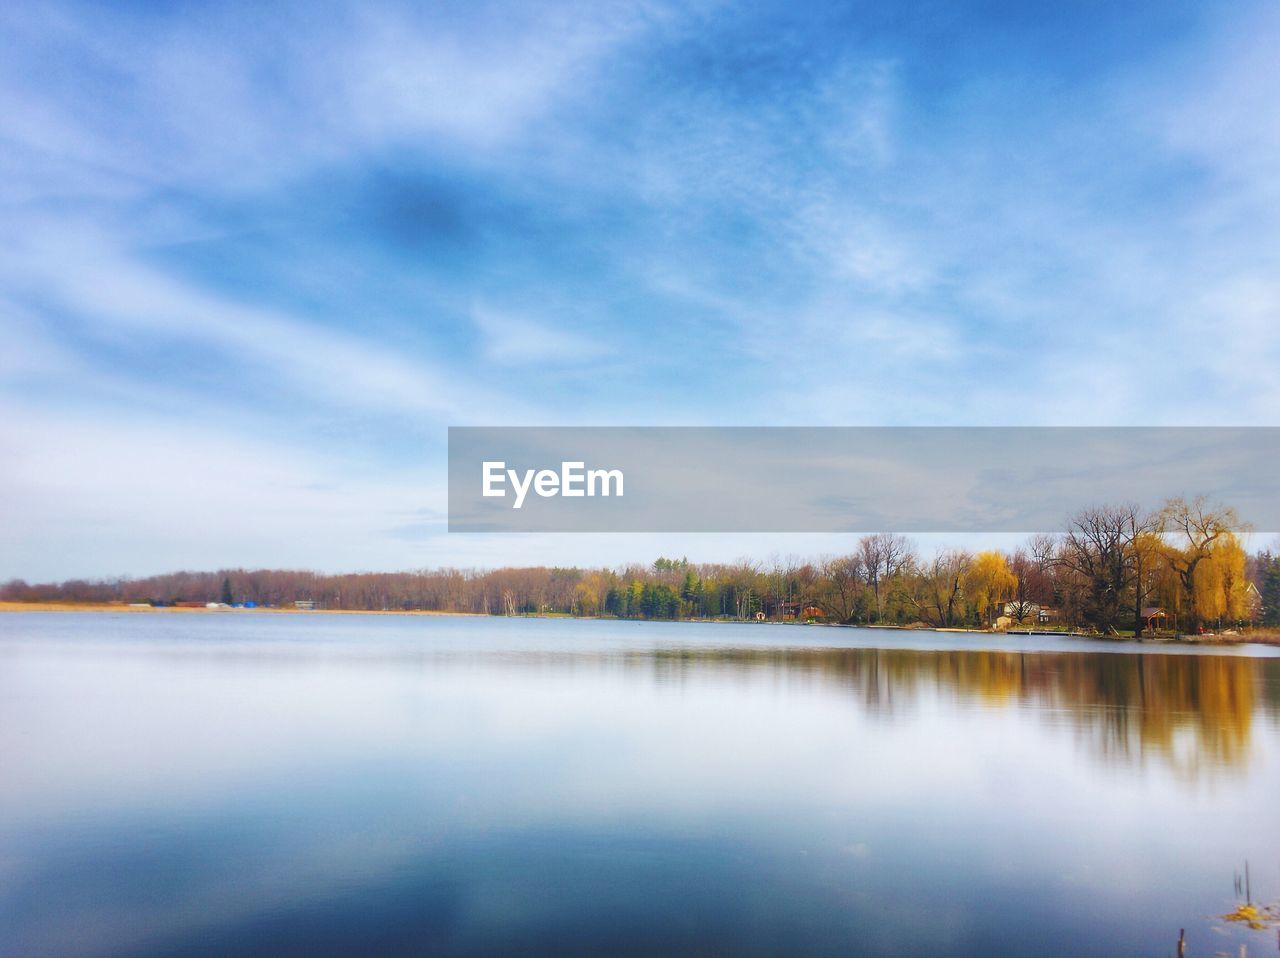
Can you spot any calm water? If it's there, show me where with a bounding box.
[2,614,1279,957]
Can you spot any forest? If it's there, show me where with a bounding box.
[6,496,1280,636]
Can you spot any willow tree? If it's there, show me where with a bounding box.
[1190,532,1249,626]
[1130,527,1166,636]
[963,551,1017,626]
[1157,497,1246,630]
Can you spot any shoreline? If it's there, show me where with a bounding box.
[1,601,1274,646]
[0,601,484,618]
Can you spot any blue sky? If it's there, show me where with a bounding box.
[3,0,1279,580]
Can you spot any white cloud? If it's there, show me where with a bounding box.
[1152,5,1280,197]
[2,224,528,422]
[472,304,612,366]
[334,5,643,150]
[0,400,446,580]
[3,0,1280,579]
[0,2,668,197]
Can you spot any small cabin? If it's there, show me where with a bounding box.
[1142,607,1168,630]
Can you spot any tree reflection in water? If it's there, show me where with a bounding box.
[562,647,1276,778]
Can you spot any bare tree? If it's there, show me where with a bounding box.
[911,549,972,628]
[818,554,866,623]
[1055,503,1148,634]
[1006,548,1047,624]
[858,533,913,623]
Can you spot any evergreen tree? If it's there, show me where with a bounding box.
[1261,553,1280,626]
[604,586,622,617]
[680,569,702,616]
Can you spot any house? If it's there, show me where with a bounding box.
[1142,607,1168,630]
[1245,581,1263,621]
[1003,602,1053,624]
[774,601,828,620]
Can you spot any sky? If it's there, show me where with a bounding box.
[2,0,1279,581]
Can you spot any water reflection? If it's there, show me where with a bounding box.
[2,618,1278,958]
[645,650,1274,778]
[496,647,1277,777]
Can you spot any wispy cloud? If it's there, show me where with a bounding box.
[0,399,446,580]
[472,305,612,367]
[3,223,523,422]
[3,0,1279,576]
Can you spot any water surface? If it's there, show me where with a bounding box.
[2,613,1278,957]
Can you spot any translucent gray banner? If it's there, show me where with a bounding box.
[447,427,1280,532]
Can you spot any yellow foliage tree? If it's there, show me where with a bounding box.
[1158,496,1245,629]
[963,551,1018,626]
[1193,533,1248,625]
[574,571,611,617]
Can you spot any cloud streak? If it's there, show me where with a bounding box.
[3,0,1279,576]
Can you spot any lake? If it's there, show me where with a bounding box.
[2,613,1279,957]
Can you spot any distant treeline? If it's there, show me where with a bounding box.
[5,496,1280,636]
